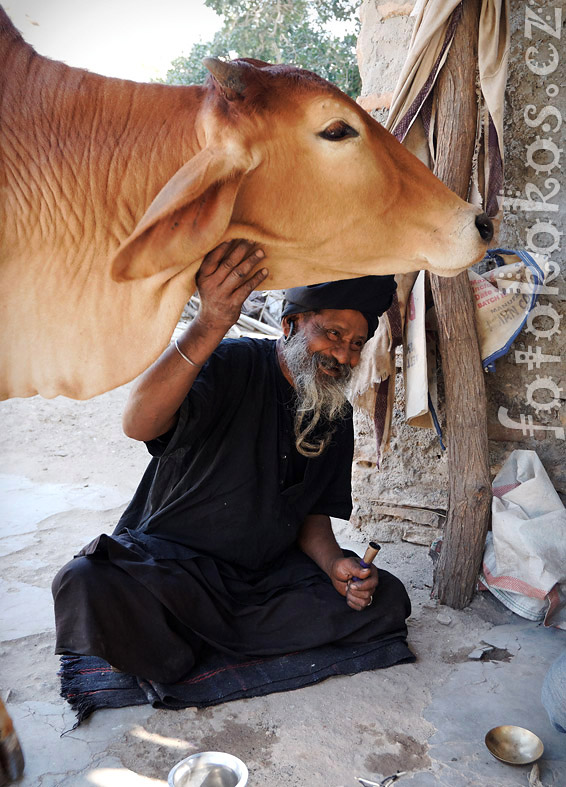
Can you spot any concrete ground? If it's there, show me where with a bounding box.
[1,386,565,787]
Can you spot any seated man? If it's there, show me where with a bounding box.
[52,240,411,684]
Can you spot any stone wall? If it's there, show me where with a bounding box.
[352,0,566,546]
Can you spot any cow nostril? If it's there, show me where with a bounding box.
[475,212,494,242]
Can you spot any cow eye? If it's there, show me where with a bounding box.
[319,121,359,141]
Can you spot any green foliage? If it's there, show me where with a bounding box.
[163,0,361,98]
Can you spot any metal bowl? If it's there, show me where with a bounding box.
[168,751,248,787]
[485,725,544,765]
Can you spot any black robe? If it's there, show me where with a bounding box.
[53,338,411,683]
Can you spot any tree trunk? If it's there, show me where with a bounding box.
[430,0,492,608]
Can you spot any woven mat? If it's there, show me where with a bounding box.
[60,637,415,727]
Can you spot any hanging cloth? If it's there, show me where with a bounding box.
[386,0,510,217]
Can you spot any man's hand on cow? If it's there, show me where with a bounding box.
[196,240,268,333]
[330,557,379,611]
[122,240,267,443]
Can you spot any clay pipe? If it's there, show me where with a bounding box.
[352,541,381,582]
[360,541,381,568]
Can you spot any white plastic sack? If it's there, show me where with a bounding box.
[469,249,544,372]
[479,450,566,629]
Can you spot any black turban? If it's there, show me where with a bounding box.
[282,275,397,340]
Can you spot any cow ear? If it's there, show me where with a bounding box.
[110,147,250,282]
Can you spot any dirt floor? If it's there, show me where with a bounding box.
[1,383,565,786]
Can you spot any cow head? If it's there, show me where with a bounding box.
[111,58,492,288]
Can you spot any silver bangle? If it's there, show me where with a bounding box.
[174,339,203,369]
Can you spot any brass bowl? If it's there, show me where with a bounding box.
[485,725,544,765]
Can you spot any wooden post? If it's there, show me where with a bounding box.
[430,0,492,608]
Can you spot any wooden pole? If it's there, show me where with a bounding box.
[430,0,492,608]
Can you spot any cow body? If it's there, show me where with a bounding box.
[0,9,491,399]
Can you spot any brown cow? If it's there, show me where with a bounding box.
[0,9,492,400]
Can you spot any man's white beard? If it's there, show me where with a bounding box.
[280,331,352,458]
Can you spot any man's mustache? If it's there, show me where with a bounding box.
[315,353,352,380]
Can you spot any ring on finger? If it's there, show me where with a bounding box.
[367,596,373,607]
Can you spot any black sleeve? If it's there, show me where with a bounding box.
[144,339,256,458]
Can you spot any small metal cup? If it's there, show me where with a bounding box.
[168,751,248,787]
[485,725,544,765]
